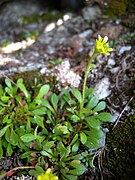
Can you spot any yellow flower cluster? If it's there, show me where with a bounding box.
[37,168,58,180]
[95,35,113,55]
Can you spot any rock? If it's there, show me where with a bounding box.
[0,0,42,32]
[25,23,38,30]
[118,46,132,55]
[44,22,56,32]
[64,35,85,52]
[79,29,93,38]
[111,111,120,123]
[94,77,111,99]
[39,15,89,49]
[82,5,102,22]
[94,25,125,39]
[99,128,109,147]
[110,67,121,74]
[63,16,89,34]
[107,58,116,66]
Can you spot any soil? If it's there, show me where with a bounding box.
[0,1,135,179]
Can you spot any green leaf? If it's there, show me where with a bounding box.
[0,138,3,158]
[62,88,71,99]
[80,132,87,145]
[18,139,29,151]
[63,121,73,132]
[34,115,44,128]
[72,89,82,104]
[17,79,29,99]
[36,85,50,99]
[93,101,106,112]
[19,151,32,159]
[70,115,80,122]
[37,99,55,115]
[70,160,81,166]
[60,168,69,175]
[32,107,46,115]
[81,151,88,157]
[0,124,11,137]
[65,175,77,180]
[35,166,45,173]
[72,141,80,153]
[0,84,4,96]
[70,163,87,176]
[85,88,94,98]
[60,98,66,109]
[5,128,11,142]
[96,112,113,122]
[7,143,13,156]
[1,96,10,103]
[20,134,36,143]
[87,96,99,110]
[36,136,44,143]
[54,125,69,135]
[88,64,95,71]
[84,136,99,149]
[57,142,67,156]
[5,79,12,88]
[86,117,101,128]
[11,131,19,145]
[49,58,63,65]
[43,141,54,151]
[85,128,103,139]
[71,154,83,160]
[51,93,58,112]
[5,87,14,97]
[70,134,78,146]
[29,170,40,177]
[3,115,11,124]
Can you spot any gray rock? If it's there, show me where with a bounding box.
[110,67,120,74]
[94,77,111,99]
[118,46,132,55]
[0,0,42,32]
[82,5,101,22]
[79,29,93,38]
[107,58,116,66]
[111,111,120,123]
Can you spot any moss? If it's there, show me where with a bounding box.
[20,11,64,25]
[103,114,135,179]
[103,0,135,17]
[125,0,135,13]
[122,14,135,30]
[104,0,126,17]
[4,70,56,91]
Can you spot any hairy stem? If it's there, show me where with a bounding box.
[80,51,97,112]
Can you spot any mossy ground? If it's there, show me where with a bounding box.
[104,0,135,17]
[103,112,135,180]
[20,11,64,26]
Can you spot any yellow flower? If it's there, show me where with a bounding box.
[37,168,58,180]
[95,35,113,55]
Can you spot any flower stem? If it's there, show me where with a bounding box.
[80,51,97,112]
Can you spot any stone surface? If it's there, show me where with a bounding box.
[82,5,102,22]
[94,77,111,99]
[94,25,125,39]
[0,0,42,32]
[118,45,132,55]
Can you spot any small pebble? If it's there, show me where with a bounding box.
[118,46,132,55]
[94,77,111,99]
[110,67,120,74]
[108,58,116,66]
